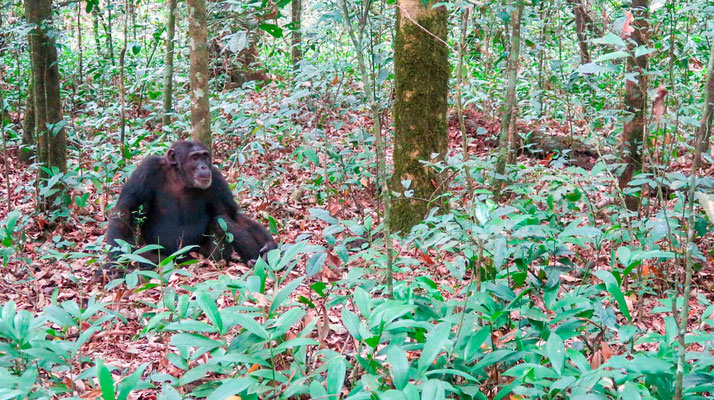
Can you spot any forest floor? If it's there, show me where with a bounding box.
[1,84,713,396]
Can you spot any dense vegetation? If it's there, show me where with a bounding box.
[0,0,713,399]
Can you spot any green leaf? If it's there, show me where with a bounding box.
[341,308,362,341]
[196,291,224,333]
[594,270,632,322]
[96,360,116,400]
[417,322,451,376]
[271,277,304,313]
[206,378,255,400]
[309,208,338,224]
[546,333,565,374]
[354,286,371,317]
[170,333,224,349]
[164,320,218,333]
[232,314,269,339]
[259,23,283,38]
[306,253,327,277]
[633,250,675,261]
[592,32,627,48]
[386,345,409,390]
[617,246,633,267]
[117,363,149,400]
[326,358,346,396]
[421,379,446,400]
[597,51,630,62]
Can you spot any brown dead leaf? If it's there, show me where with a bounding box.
[621,10,635,38]
[651,85,667,122]
[601,341,613,361]
[590,350,603,369]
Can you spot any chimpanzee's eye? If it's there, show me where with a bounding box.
[192,154,199,161]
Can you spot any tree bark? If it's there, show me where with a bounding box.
[391,0,449,232]
[569,0,591,64]
[291,0,302,71]
[20,78,35,163]
[25,0,66,211]
[118,0,128,158]
[619,0,649,211]
[162,0,178,127]
[92,3,102,56]
[77,1,83,83]
[494,0,525,185]
[187,0,211,147]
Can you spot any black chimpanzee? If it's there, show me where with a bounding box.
[103,141,276,275]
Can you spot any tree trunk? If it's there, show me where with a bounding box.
[162,0,178,127]
[25,0,66,211]
[618,0,649,211]
[569,0,591,64]
[494,0,525,184]
[92,4,102,56]
[106,5,114,64]
[291,0,302,70]
[391,0,449,233]
[77,1,83,83]
[20,78,35,163]
[187,0,211,146]
[119,0,128,158]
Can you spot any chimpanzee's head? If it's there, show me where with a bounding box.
[167,141,213,189]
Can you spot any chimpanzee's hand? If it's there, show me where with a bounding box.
[93,263,126,284]
[247,241,278,267]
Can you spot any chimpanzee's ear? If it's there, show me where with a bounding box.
[167,149,178,166]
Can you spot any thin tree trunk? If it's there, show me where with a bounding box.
[107,5,114,64]
[0,87,10,212]
[92,4,101,56]
[618,0,649,211]
[291,0,302,71]
[119,0,128,158]
[391,0,449,232]
[338,0,393,297]
[77,1,83,83]
[20,78,35,163]
[569,0,591,64]
[187,0,211,146]
[457,7,475,199]
[674,29,714,400]
[162,0,178,127]
[494,0,525,187]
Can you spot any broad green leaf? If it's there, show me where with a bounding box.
[594,270,632,322]
[206,378,255,400]
[271,277,304,313]
[417,322,452,376]
[592,32,627,48]
[546,333,565,374]
[96,360,116,400]
[196,291,223,333]
[326,358,347,396]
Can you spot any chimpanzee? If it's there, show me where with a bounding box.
[102,141,276,275]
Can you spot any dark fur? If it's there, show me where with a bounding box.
[104,141,276,272]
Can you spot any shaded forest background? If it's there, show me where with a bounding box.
[0,0,714,399]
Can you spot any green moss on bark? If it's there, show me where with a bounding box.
[391,3,449,233]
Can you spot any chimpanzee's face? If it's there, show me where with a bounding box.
[168,142,213,189]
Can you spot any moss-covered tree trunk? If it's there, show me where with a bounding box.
[291,0,302,70]
[25,0,66,211]
[618,0,649,211]
[20,79,35,163]
[162,0,178,127]
[187,0,211,147]
[391,0,449,233]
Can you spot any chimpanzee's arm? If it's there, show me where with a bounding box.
[105,156,161,259]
